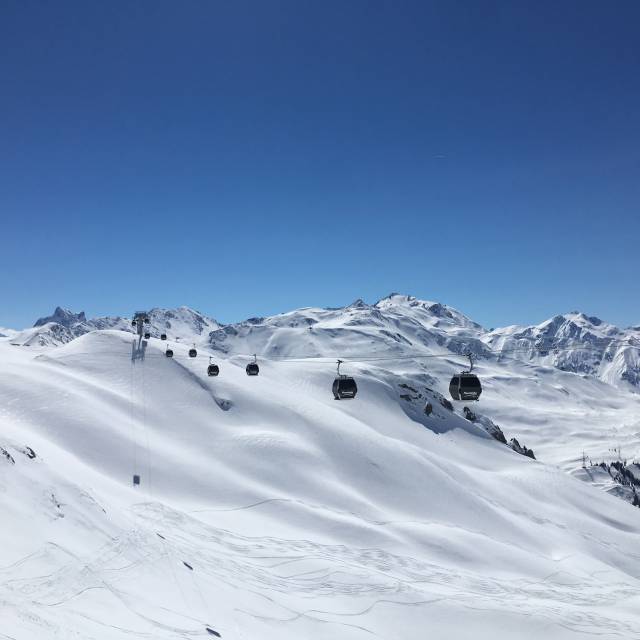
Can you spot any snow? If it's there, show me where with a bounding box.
[0,326,17,338]
[2,299,640,639]
[486,312,640,392]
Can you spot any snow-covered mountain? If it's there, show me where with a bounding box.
[15,296,639,392]
[485,311,640,390]
[10,306,221,348]
[2,296,640,638]
[0,326,16,338]
[208,294,488,360]
[34,306,89,328]
[205,294,640,393]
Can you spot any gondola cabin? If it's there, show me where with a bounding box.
[333,375,358,400]
[246,363,259,376]
[207,364,219,376]
[189,347,197,358]
[449,373,482,401]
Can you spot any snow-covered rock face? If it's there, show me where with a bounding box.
[34,306,87,328]
[485,312,640,391]
[146,306,221,341]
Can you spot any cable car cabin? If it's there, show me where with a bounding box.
[246,363,259,376]
[332,375,357,400]
[449,373,482,401]
[131,319,137,327]
[165,348,174,358]
[144,332,151,339]
[207,364,219,377]
[160,333,167,341]
[189,348,197,358]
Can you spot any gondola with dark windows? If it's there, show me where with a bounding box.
[449,354,482,401]
[160,333,167,341]
[189,344,198,358]
[246,354,259,376]
[144,332,151,339]
[332,360,358,400]
[165,346,174,358]
[207,357,220,377]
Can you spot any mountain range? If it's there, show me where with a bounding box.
[12,294,640,391]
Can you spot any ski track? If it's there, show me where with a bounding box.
[5,500,639,639]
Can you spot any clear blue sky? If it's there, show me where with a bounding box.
[1,1,639,329]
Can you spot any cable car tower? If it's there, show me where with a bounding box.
[132,311,149,338]
[130,311,150,363]
[129,311,151,487]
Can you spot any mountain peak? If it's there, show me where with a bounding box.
[564,310,603,323]
[34,307,86,328]
[346,298,370,309]
[376,292,415,304]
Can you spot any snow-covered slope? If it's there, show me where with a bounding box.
[2,316,640,638]
[0,326,16,338]
[202,295,640,471]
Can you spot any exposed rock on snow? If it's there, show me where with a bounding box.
[573,461,640,509]
[34,306,87,328]
[463,407,536,458]
[1,447,15,464]
[509,437,536,459]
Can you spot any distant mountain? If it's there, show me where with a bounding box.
[9,297,640,391]
[485,312,640,390]
[10,306,221,348]
[207,293,490,363]
[34,306,87,328]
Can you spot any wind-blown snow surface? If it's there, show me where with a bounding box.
[2,324,640,639]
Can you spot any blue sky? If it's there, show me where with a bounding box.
[1,1,639,329]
